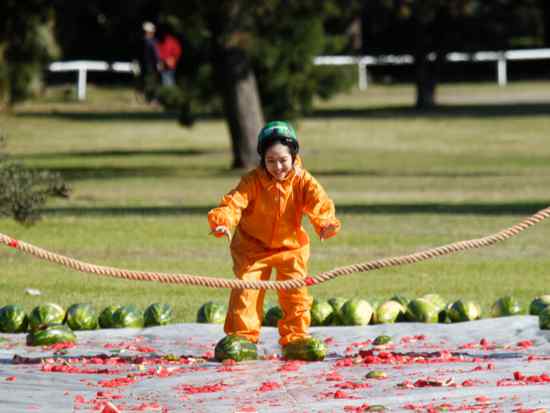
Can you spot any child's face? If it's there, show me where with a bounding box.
[265,143,293,181]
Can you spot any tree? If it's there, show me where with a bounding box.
[0,0,59,106]
[363,0,546,109]
[158,0,359,168]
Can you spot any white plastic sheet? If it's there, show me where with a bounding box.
[1,316,550,412]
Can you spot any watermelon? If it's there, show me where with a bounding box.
[373,300,405,324]
[29,303,65,331]
[326,297,347,325]
[529,295,550,316]
[214,335,257,362]
[112,305,144,328]
[26,324,76,346]
[421,294,447,322]
[366,370,387,379]
[98,305,121,329]
[406,299,438,323]
[282,337,327,361]
[65,303,98,331]
[263,306,283,327]
[539,307,550,330]
[491,296,523,317]
[144,303,173,327]
[372,335,392,346]
[447,300,482,323]
[390,295,410,308]
[197,302,226,324]
[0,304,28,333]
[340,299,373,326]
[310,299,333,326]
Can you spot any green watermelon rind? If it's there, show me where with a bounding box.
[529,295,550,316]
[447,300,482,323]
[112,305,144,329]
[26,324,76,346]
[406,299,438,323]
[340,298,373,326]
[29,303,66,331]
[326,297,347,325]
[0,304,28,333]
[263,306,283,327]
[310,300,333,326]
[373,301,405,324]
[214,335,258,362]
[197,302,226,324]
[144,303,173,327]
[65,303,98,331]
[491,296,523,317]
[282,337,327,361]
[98,305,122,329]
[539,307,550,330]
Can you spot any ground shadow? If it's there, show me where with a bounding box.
[17,148,218,161]
[15,110,222,122]
[309,102,550,119]
[41,202,549,218]
[46,166,178,181]
[337,202,549,216]
[309,169,506,178]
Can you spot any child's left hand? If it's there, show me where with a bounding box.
[319,223,338,241]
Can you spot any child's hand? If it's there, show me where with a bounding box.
[210,225,232,242]
[319,223,338,241]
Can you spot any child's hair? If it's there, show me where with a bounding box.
[258,135,299,168]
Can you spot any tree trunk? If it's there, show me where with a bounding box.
[413,10,436,109]
[216,46,264,169]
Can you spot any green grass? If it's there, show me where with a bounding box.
[1,82,550,321]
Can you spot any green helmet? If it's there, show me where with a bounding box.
[257,121,298,155]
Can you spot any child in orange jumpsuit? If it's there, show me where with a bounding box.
[208,121,340,355]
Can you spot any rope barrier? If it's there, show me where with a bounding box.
[1,206,549,290]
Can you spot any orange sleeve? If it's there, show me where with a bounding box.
[208,175,254,233]
[302,172,341,239]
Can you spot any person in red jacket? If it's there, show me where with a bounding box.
[155,29,182,86]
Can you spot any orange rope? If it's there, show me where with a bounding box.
[1,206,549,290]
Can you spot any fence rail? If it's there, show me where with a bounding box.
[48,48,550,100]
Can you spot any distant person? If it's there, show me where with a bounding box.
[142,21,160,101]
[155,26,182,87]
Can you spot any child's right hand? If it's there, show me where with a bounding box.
[210,225,232,242]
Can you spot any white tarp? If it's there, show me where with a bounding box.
[1,316,550,412]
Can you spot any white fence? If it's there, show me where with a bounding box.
[48,48,550,100]
[314,48,550,90]
[48,60,140,100]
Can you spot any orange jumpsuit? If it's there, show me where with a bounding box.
[208,158,341,345]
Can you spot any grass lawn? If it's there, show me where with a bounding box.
[1,81,549,321]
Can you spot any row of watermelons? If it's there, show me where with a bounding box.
[261,294,550,328]
[0,303,174,334]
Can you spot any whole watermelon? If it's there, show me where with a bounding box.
[421,294,447,322]
[326,297,347,325]
[112,305,144,328]
[529,295,550,316]
[263,306,283,327]
[29,303,65,331]
[144,303,173,327]
[539,307,550,330]
[0,304,28,333]
[282,337,327,361]
[310,300,333,326]
[390,295,410,308]
[65,303,98,331]
[406,299,438,323]
[197,302,226,324]
[26,323,76,346]
[491,296,523,317]
[214,335,257,362]
[373,300,405,324]
[447,300,482,322]
[340,299,373,326]
[98,305,121,329]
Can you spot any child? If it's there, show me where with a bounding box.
[208,121,340,357]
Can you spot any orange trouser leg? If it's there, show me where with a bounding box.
[275,248,313,346]
[223,262,271,344]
